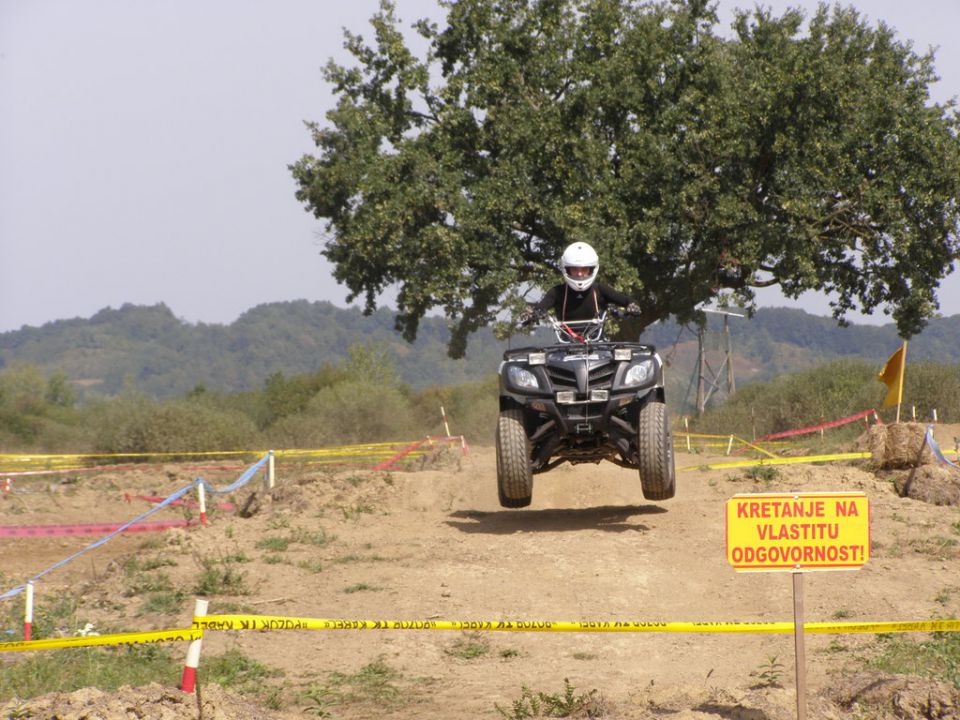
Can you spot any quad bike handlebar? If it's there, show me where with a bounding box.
[520,306,641,344]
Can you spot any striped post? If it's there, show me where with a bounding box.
[197,482,207,526]
[440,406,451,437]
[23,581,34,641]
[180,598,209,693]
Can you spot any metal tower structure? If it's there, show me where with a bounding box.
[696,308,744,416]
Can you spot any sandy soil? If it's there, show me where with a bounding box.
[3,426,960,719]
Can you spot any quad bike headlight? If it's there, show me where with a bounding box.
[507,364,539,389]
[624,359,655,387]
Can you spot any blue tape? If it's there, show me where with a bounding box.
[925,425,960,469]
[0,453,271,602]
[196,453,269,495]
[0,483,196,600]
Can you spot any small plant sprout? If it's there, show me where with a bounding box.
[750,655,785,688]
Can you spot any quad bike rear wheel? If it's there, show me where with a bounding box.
[496,407,533,508]
[637,400,676,501]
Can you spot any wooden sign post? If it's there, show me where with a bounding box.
[726,492,871,720]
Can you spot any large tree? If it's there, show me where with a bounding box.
[291,0,960,357]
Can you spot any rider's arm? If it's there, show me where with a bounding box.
[530,285,561,313]
[597,283,634,308]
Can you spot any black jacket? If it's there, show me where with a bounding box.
[531,282,633,321]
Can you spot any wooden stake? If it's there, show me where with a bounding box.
[793,572,807,720]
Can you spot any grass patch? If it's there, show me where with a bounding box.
[867,631,960,686]
[290,527,331,546]
[297,559,324,574]
[193,556,251,596]
[343,583,380,594]
[445,633,490,660]
[742,466,779,484]
[0,644,179,701]
[255,536,291,552]
[138,590,187,616]
[495,678,604,719]
[312,657,403,708]
[333,553,387,564]
[123,571,174,597]
[262,554,286,565]
[201,648,284,692]
[341,504,375,520]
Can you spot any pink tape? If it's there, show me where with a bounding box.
[755,409,877,442]
[0,519,195,537]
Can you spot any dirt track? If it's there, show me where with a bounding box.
[3,429,960,718]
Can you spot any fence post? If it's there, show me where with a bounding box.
[23,581,34,641]
[726,435,734,456]
[196,481,207,526]
[267,450,275,490]
[180,598,209,693]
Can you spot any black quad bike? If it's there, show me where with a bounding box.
[496,310,676,508]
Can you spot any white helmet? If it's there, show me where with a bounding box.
[560,242,599,292]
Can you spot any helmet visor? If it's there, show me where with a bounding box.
[567,266,594,280]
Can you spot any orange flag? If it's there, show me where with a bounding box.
[878,342,907,410]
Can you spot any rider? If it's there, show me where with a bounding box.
[521,242,639,323]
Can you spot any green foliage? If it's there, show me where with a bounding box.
[445,633,490,660]
[867,631,960,687]
[495,678,605,719]
[750,655,785,688]
[696,358,882,438]
[0,645,179,701]
[91,394,257,454]
[193,556,251,596]
[200,648,283,691]
[322,657,403,707]
[293,0,960,357]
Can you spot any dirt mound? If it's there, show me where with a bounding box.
[6,447,960,718]
[0,682,290,720]
[826,672,960,719]
[856,423,935,469]
[893,464,960,505]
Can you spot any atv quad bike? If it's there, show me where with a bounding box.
[496,310,676,508]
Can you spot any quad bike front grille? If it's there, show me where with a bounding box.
[588,364,615,387]
[546,365,577,389]
[546,363,616,391]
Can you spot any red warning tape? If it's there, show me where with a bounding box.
[372,440,427,471]
[0,520,195,538]
[755,409,877,442]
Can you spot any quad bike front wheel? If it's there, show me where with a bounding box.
[496,407,533,508]
[637,400,676,501]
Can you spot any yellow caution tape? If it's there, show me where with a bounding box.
[4,616,956,654]
[678,452,872,472]
[192,614,960,635]
[0,627,202,654]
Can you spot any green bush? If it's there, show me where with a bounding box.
[92,395,257,454]
[695,359,882,440]
[266,380,418,447]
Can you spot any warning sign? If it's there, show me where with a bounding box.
[726,492,870,572]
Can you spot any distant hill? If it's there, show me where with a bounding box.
[2,301,958,408]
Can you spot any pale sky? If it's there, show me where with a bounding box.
[1,0,957,332]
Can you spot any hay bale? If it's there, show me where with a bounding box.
[855,422,935,469]
[894,464,960,505]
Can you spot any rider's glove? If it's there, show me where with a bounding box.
[518,308,536,325]
[625,302,641,316]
